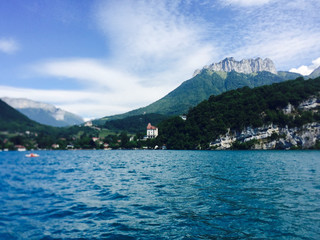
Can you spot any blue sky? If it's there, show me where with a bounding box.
[0,0,320,120]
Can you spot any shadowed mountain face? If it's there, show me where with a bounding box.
[97,58,302,124]
[1,97,84,127]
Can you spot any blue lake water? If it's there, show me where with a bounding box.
[0,150,320,239]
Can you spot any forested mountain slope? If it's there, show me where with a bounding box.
[156,77,320,150]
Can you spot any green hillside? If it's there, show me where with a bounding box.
[0,99,38,131]
[155,77,320,150]
[97,70,302,124]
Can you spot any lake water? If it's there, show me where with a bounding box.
[0,150,320,239]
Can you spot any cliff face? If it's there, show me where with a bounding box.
[211,123,320,150]
[210,96,320,150]
[194,57,277,76]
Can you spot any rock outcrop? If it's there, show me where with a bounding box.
[210,123,320,150]
[194,57,277,76]
[210,96,320,150]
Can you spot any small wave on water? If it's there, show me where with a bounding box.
[0,150,320,239]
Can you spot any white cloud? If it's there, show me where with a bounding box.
[223,0,272,6]
[289,66,312,76]
[216,0,320,70]
[9,0,218,119]
[229,32,320,70]
[12,0,219,119]
[289,57,320,76]
[0,84,162,119]
[34,58,142,91]
[95,0,217,84]
[27,57,177,118]
[0,38,19,54]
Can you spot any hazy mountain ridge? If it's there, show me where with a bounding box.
[309,66,320,79]
[1,97,84,127]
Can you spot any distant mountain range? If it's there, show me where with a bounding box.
[1,97,84,127]
[96,57,303,124]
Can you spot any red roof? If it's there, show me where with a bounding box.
[147,123,157,130]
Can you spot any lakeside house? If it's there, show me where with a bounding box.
[15,145,26,151]
[52,144,60,149]
[146,123,158,139]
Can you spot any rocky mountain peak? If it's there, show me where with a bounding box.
[193,57,277,76]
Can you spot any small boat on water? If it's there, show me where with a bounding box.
[25,153,39,158]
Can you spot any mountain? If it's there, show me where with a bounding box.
[0,99,39,131]
[156,77,320,150]
[96,57,301,124]
[277,71,302,80]
[0,99,101,150]
[1,97,84,127]
[308,66,320,79]
[193,57,277,76]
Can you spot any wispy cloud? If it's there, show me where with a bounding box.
[0,38,19,54]
[290,57,320,76]
[34,58,141,91]
[216,0,320,69]
[229,32,320,69]
[0,83,161,119]
[28,58,174,117]
[222,0,273,7]
[95,0,217,84]
[20,0,219,118]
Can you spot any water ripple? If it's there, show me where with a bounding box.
[0,150,320,239]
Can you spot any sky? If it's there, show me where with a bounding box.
[0,0,320,120]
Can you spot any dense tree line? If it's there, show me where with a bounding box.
[155,77,320,149]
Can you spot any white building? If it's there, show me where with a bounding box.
[147,123,158,139]
[84,121,92,127]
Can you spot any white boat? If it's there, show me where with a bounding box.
[25,153,39,157]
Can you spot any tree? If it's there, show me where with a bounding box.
[120,131,129,148]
